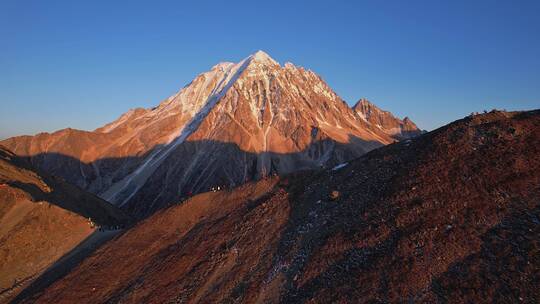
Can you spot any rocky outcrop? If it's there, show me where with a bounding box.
[353,98,423,140]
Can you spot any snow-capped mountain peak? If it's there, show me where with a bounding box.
[2,51,420,218]
[248,50,279,66]
[211,62,235,71]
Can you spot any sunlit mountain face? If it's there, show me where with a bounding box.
[1,51,421,218]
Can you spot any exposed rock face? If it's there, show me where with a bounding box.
[353,98,423,140]
[19,110,540,303]
[2,51,414,218]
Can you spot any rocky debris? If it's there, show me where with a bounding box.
[329,190,340,200]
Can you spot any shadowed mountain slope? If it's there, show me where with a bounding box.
[19,109,540,303]
[0,146,129,303]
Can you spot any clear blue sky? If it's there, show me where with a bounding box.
[1,0,539,139]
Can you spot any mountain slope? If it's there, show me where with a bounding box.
[353,98,423,139]
[2,51,416,218]
[22,109,540,303]
[0,146,129,303]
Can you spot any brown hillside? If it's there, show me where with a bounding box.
[0,146,130,303]
[21,110,540,303]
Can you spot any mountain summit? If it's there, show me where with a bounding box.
[353,98,423,140]
[1,51,420,217]
[249,50,279,66]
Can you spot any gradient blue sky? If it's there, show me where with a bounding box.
[1,0,539,139]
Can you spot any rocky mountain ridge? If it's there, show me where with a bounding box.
[353,98,423,139]
[1,51,421,218]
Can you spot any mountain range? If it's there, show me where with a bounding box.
[1,51,422,218]
[1,51,539,304]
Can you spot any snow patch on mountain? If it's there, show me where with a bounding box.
[250,50,279,66]
[98,109,143,133]
[102,56,253,206]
